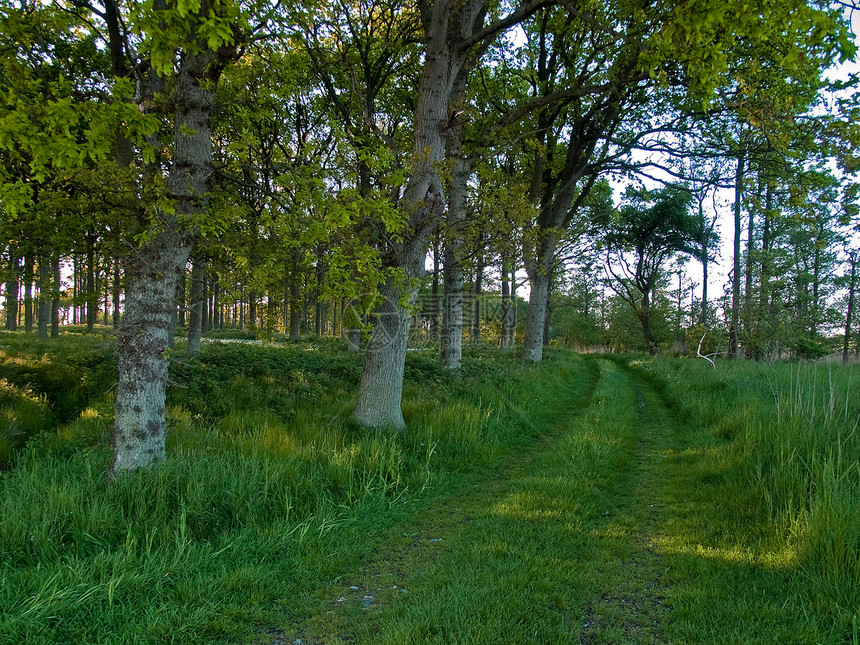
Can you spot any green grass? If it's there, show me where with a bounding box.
[1,334,858,643]
[0,335,592,643]
[628,356,860,642]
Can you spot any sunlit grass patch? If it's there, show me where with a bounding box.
[636,356,860,639]
[0,340,590,644]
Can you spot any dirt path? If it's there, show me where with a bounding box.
[257,359,681,645]
[578,367,674,644]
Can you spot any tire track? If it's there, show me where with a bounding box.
[261,358,603,645]
[578,363,675,644]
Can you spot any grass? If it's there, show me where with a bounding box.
[1,333,858,643]
[0,335,592,644]
[628,356,860,642]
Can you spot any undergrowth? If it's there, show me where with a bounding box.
[626,356,860,636]
[0,334,583,644]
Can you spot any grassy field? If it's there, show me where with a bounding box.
[0,330,858,643]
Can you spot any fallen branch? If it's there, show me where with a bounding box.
[697,330,720,369]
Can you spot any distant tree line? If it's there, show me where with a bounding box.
[0,0,857,474]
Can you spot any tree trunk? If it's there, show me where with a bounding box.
[187,257,205,354]
[729,153,744,359]
[112,41,230,476]
[428,238,439,342]
[441,240,464,368]
[5,245,19,331]
[86,234,97,331]
[501,260,513,348]
[843,252,857,365]
[113,234,192,475]
[51,254,60,337]
[248,289,256,331]
[524,233,557,362]
[37,257,49,339]
[524,271,550,362]
[177,265,187,328]
[352,276,413,430]
[315,261,324,336]
[439,62,473,368]
[113,263,122,326]
[473,252,483,344]
[22,254,33,332]
[345,279,362,351]
[701,254,709,325]
[284,265,292,334]
[353,0,469,427]
[289,283,301,340]
[103,270,110,326]
[542,269,551,346]
[440,156,467,367]
[202,275,210,334]
[811,242,821,337]
[760,183,772,312]
[743,196,754,345]
[639,291,657,355]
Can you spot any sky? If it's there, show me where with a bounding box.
[599,6,860,313]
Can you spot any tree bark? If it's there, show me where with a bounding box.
[440,143,468,368]
[111,38,232,476]
[542,268,551,347]
[501,259,514,348]
[187,256,205,354]
[315,260,325,336]
[248,289,256,331]
[177,265,187,328]
[5,245,19,331]
[37,257,49,339]
[729,153,744,359]
[760,183,772,312]
[743,194,754,346]
[524,233,557,362]
[22,254,33,332]
[473,252,483,344]
[639,291,657,355]
[112,263,122,326]
[441,238,464,368]
[289,275,301,340]
[701,256,709,324]
[113,234,191,474]
[353,0,472,427]
[51,254,60,337]
[843,251,857,365]
[86,234,97,331]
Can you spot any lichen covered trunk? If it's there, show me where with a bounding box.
[352,277,412,430]
[112,236,191,474]
[441,243,464,369]
[524,271,549,362]
[353,0,454,428]
[111,44,224,475]
[187,256,205,355]
[440,148,469,370]
[523,231,557,362]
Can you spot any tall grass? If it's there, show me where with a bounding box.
[635,356,860,632]
[0,336,587,643]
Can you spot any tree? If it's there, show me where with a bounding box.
[604,188,699,354]
[352,0,549,429]
[0,0,264,474]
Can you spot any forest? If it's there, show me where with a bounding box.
[1,0,860,642]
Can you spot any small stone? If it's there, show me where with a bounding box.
[349,586,360,591]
